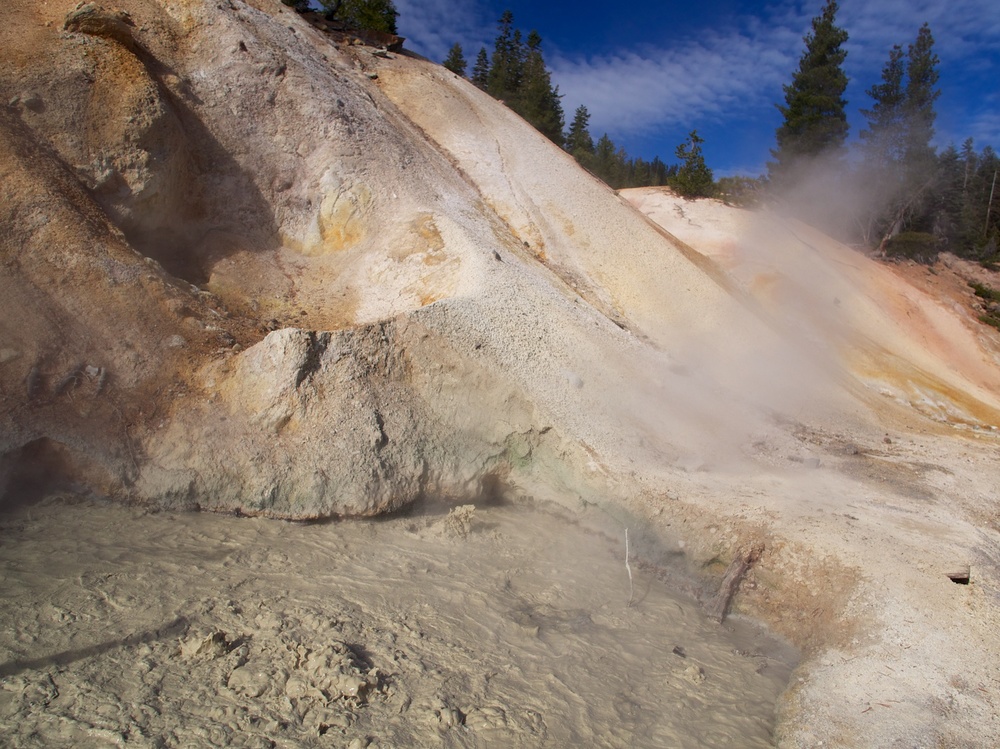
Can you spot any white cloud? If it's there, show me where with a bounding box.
[547,0,999,145]
[954,110,1000,151]
[839,0,1000,71]
[839,0,1000,148]
[393,0,1000,158]
[548,7,809,138]
[393,0,492,64]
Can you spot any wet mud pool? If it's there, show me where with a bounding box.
[0,494,796,747]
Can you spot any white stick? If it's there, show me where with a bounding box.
[625,528,634,608]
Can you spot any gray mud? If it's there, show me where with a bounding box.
[0,495,795,747]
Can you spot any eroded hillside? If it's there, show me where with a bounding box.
[0,0,792,517]
[3,1,1000,746]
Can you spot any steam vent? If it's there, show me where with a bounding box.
[2,1,1000,746]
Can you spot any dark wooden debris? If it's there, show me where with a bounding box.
[706,542,765,624]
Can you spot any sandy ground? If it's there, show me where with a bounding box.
[0,494,794,748]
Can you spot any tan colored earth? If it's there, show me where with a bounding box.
[2,1,1000,746]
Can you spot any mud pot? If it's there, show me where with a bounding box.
[0,494,796,748]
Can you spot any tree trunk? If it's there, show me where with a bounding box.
[876,177,935,254]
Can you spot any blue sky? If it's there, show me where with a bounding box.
[392,0,1000,176]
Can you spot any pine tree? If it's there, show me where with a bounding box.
[315,0,340,18]
[873,24,942,254]
[593,134,622,186]
[961,137,978,193]
[472,47,490,89]
[566,105,595,165]
[487,11,524,101]
[860,45,906,169]
[629,156,650,188]
[968,146,1000,256]
[717,175,766,207]
[932,143,997,261]
[671,130,715,198]
[563,106,672,188]
[513,30,564,146]
[903,23,941,182]
[615,145,631,186]
[649,156,671,186]
[934,144,964,249]
[328,0,399,34]
[857,44,906,244]
[983,149,1000,256]
[937,143,999,260]
[955,138,982,252]
[769,0,849,184]
[443,43,467,76]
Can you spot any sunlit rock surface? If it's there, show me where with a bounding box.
[3,1,1000,746]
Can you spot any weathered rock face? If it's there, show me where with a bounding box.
[137,321,575,518]
[0,99,208,503]
[25,2,281,284]
[0,0,645,516]
[0,0,502,513]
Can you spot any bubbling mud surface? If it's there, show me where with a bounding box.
[0,495,795,748]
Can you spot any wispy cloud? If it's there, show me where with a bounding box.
[548,0,999,145]
[840,0,1000,70]
[394,0,1000,164]
[839,0,1000,149]
[549,16,805,138]
[952,110,1000,152]
[393,0,492,64]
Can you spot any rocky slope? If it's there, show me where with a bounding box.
[1,0,611,516]
[0,0,796,518]
[3,1,1000,746]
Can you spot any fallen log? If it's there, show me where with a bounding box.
[706,542,765,624]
